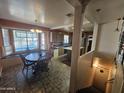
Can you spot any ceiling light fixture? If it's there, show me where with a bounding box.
[66,13,73,17]
[30,19,42,33]
[96,8,102,13]
[30,28,42,33]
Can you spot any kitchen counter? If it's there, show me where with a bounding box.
[63,46,84,51]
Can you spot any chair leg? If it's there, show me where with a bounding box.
[50,59,53,65]
[32,65,35,73]
[26,67,28,76]
[22,66,25,73]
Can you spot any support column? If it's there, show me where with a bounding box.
[91,22,99,51]
[69,0,91,92]
[69,5,84,93]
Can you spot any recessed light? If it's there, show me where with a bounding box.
[66,13,73,17]
[96,9,102,13]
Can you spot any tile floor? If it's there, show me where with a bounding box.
[0,58,70,93]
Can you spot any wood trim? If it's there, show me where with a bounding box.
[50,29,73,34]
[0,18,50,31]
[0,28,3,58]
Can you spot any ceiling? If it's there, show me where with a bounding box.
[0,0,74,28]
[0,0,94,31]
[85,0,124,24]
[1,0,123,31]
[58,22,94,32]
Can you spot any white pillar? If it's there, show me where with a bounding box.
[91,22,99,51]
[69,5,84,93]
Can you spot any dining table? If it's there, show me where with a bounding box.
[25,50,49,72]
[25,51,48,62]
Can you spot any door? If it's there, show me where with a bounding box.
[93,67,109,92]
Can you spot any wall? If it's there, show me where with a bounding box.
[0,56,22,77]
[96,20,123,60]
[1,56,22,71]
[77,51,94,89]
[91,22,98,51]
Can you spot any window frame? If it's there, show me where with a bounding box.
[2,28,13,56]
[40,32,45,50]
[64,35,69,44]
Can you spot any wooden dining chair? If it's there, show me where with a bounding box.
[42,48,53,64]
[36,49,53,72]
[47,50,53,62]
[19,54,36,74]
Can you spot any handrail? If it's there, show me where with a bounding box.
[79,50,95,57]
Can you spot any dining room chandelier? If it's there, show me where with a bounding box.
[30,29,42,33]
[30,19,42,33]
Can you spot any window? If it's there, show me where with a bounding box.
[2,29,12,55]
[27,32,38,50]
[41,33,45,49]
[13,30,38,52]
[64,35,69,44]
[13,31,27,51]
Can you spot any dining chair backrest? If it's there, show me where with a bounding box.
[49,48,54,57]
[45,48,53,61]
[19,54,27,65]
